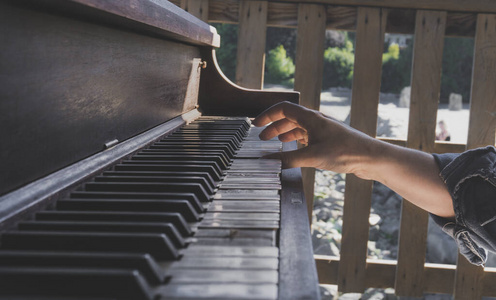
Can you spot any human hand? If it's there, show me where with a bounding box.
[252,101,379,178]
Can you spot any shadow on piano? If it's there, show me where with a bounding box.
[0,1,320,299]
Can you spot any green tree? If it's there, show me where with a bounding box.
[322,39,355,89]
[210,23,238,82]
[265,45,295,86]
[381,42,412,94]
[440,37,473,102]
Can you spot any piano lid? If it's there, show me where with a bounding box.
[11,0,220,47]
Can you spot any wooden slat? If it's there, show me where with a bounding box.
[235,0,268,89]
[394,10,447,297]
[280,0,496,14]
[378,138,467,154]
[466,14,496,149]
[337,7,387,293]
[207,0,476,37]
[315,256,496,296]
[180,0,209,22]
[454,13,496,300]
[293,3,327,224]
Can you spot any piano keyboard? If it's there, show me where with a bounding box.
[0,117,284,300]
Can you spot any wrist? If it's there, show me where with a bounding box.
[346,135,389,181]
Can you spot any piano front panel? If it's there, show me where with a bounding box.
[0,117,289,300]
[0,1,203,195]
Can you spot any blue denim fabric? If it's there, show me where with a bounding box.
[431,146,496,266]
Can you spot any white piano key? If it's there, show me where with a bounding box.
[158,283,277,300]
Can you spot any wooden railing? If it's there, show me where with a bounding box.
[172,0,496,298]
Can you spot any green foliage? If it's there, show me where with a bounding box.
[381,42,412,94]
[264,45,295,86]
[382,43,400,63]
[322,39,355,89]
[210,23,238,82]
[440,37,473,102]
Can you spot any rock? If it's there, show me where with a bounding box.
[369,214,381,226]
[335,181,346,193]
[339,293,362,300]
[486,252,496,267]
[319,284,337,300]
[313,242,332,256]
[399,86,411,108]
[369,225,381,241]
[449,93,463,111]
[316,207,332,222]
[376,116,392,137]
[426,218,458,264]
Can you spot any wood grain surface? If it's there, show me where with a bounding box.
[293,3,327,224]
[236,1,268,89]
[338,7,387,293]
[395,10,447,297]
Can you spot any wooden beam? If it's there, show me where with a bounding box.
[293,3,327,224]
[315,256,496,296]
[337,7,386,293]
[277,0,496,14]
[466,14,496,149]
[395,10,447,297]
[454,13,496,300]
[180,0,209,21]
[378,138,467,154]
[235,0,268,89]
[205,0,477,37]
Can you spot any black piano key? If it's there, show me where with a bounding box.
[161,136,240,148]
[138,150,230,166]
[99,171,217,191]
[95,175,215,195]
[114,164,222,181]
[1,231,179,260]
[178,129,245,139]
[120,160,223,178]
[0,267,154,300]
[35,211,192,236]
[171,132,243,145]
[154,141,237,154]
[0,250,166,284]
[69,191,205,214]
[131,154,228,170]
[149,143,235,158]
[83,182,210,204]
[56,199,201,222]
[183,123,249,131]
[71,190,207,207]
[193,118,250,130]
[18,220,186,248]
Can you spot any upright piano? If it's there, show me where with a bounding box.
[0,0,320,299]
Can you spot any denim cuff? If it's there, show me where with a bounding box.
[431,146,496,266]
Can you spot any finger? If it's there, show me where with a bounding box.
[259,119,300,141]
[261,146,317,169]
[278,128,307,143]
[253,101,314,129]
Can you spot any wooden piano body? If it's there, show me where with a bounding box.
[0,0,319,299]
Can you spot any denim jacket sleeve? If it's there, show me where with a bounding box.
[431,145,496,266]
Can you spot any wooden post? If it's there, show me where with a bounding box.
[293,3,327,224]
[394,10,447,297]
[180,0,209,21]
[454,13,496,300]
[235,0,268,89]
[337,7,387,293]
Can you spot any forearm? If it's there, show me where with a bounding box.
[355,139,455,218]
[253,101,455,218]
